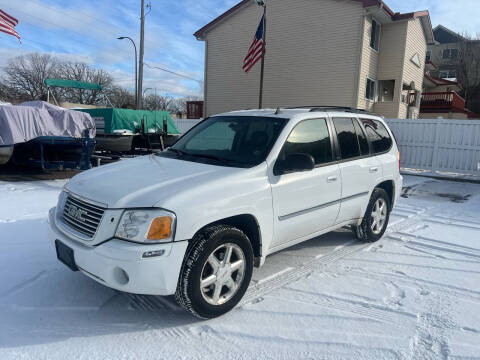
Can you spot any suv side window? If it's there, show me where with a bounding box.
[353,119,369,155]
[280,118,333,165]
[333,117,361,160]
[360,118,393,153]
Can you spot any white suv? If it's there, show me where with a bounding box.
[49,107,402,318]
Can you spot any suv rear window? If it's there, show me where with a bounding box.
[333,117,361,160]
[360,119,393,153]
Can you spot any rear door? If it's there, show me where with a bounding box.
[360,118,396,181]
[331,116,381,224]
[269,118,341,248]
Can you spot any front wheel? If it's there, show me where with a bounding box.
[175,225,253,319]
[354,188,391,242]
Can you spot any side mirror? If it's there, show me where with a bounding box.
[274,153,315,175]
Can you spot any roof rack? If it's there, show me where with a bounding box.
[285,106,372,114]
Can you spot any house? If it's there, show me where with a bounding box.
[194,0,434,119]
[427,25,464,81]
[417,26,480,119]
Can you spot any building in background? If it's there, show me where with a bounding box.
[195,0,433,119]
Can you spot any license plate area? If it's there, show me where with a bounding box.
[55,240,78,271]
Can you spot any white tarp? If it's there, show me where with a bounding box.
[0,101,96,146]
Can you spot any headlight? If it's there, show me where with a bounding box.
[115,209,176,243]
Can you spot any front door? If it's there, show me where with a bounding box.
[269,118,341,248]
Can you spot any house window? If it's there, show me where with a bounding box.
[426,50,431,61]
[370,19,381,51]
[442,48,458,59]
[439,70,456,79]
[366,78,376,101]
[378,80,395,102]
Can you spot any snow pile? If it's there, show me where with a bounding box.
[0,176,479,359]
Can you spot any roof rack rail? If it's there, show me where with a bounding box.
[285,105,372,114]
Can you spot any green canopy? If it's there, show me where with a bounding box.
[78,108,180,135]
[44,78,103,91]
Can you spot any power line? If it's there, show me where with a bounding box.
[144,63,203,83]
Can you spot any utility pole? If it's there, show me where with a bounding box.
[138,0,145,109]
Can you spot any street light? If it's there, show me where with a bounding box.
[118,36,138,109]
[255,0,265,5]
[143,87,153,98]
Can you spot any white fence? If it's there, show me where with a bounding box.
[385,118,480,177]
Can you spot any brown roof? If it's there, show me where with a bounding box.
[424,74,463,89]
[194,0,433,41]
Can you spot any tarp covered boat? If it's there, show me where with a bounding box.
[0,101,95,146]
[78,108,180,152]
[0,101,96,167]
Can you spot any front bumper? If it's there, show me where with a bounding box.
[48,207,188,295]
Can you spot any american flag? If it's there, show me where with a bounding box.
[0,9,21,43]
[242,15,265,73]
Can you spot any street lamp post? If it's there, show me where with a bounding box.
[118,36,138,109]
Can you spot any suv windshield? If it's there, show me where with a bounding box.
[159,116,287,167]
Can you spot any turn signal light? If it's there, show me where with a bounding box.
[147,216,172,240]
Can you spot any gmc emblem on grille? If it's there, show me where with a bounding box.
[65,204,88,223]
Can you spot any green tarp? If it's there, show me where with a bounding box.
[44,79,103,90]
[78,108,180,135]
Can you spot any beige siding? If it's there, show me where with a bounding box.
[356,15,378,111]
[401,18,427,118]
[204,0,364,116]
[372,21,408,118]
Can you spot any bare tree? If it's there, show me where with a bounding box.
[457,33,480,113]
[144,94,175,111]
[0,53,60,102]
[106,87,135,108]
[57,61,113,105]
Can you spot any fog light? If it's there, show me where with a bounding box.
[142,250,165,258]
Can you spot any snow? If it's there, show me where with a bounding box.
[1,175,479,359]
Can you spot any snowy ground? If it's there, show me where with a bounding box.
[1,175,480,359]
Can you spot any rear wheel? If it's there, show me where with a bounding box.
[354,188,390,242]
[175,225,253,319]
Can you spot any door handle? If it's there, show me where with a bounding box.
[369,167,379,173]
[327,176,338,183]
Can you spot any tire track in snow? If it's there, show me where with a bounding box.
[241,240,369,305]
[280,287,416,327]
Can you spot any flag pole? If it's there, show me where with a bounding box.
[258,3,266,109]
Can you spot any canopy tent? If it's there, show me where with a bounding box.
[44,78,103,90]
[78,108,180,135]
[44,78,111,107]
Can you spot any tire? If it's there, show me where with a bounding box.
[175,225,254,319]
[354,188,391,242]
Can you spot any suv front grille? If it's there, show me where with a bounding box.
[62,194,105,238]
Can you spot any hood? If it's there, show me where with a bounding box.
[65,155,241,208]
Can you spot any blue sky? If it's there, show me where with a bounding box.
[1,0,479,98]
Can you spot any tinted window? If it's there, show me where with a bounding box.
[353,119,369,155]
[360,118,393,153]
[166,116,287,167]
[280,118,332,165]
[333,118,361,160]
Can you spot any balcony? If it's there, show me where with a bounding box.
[411,91,467,113]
